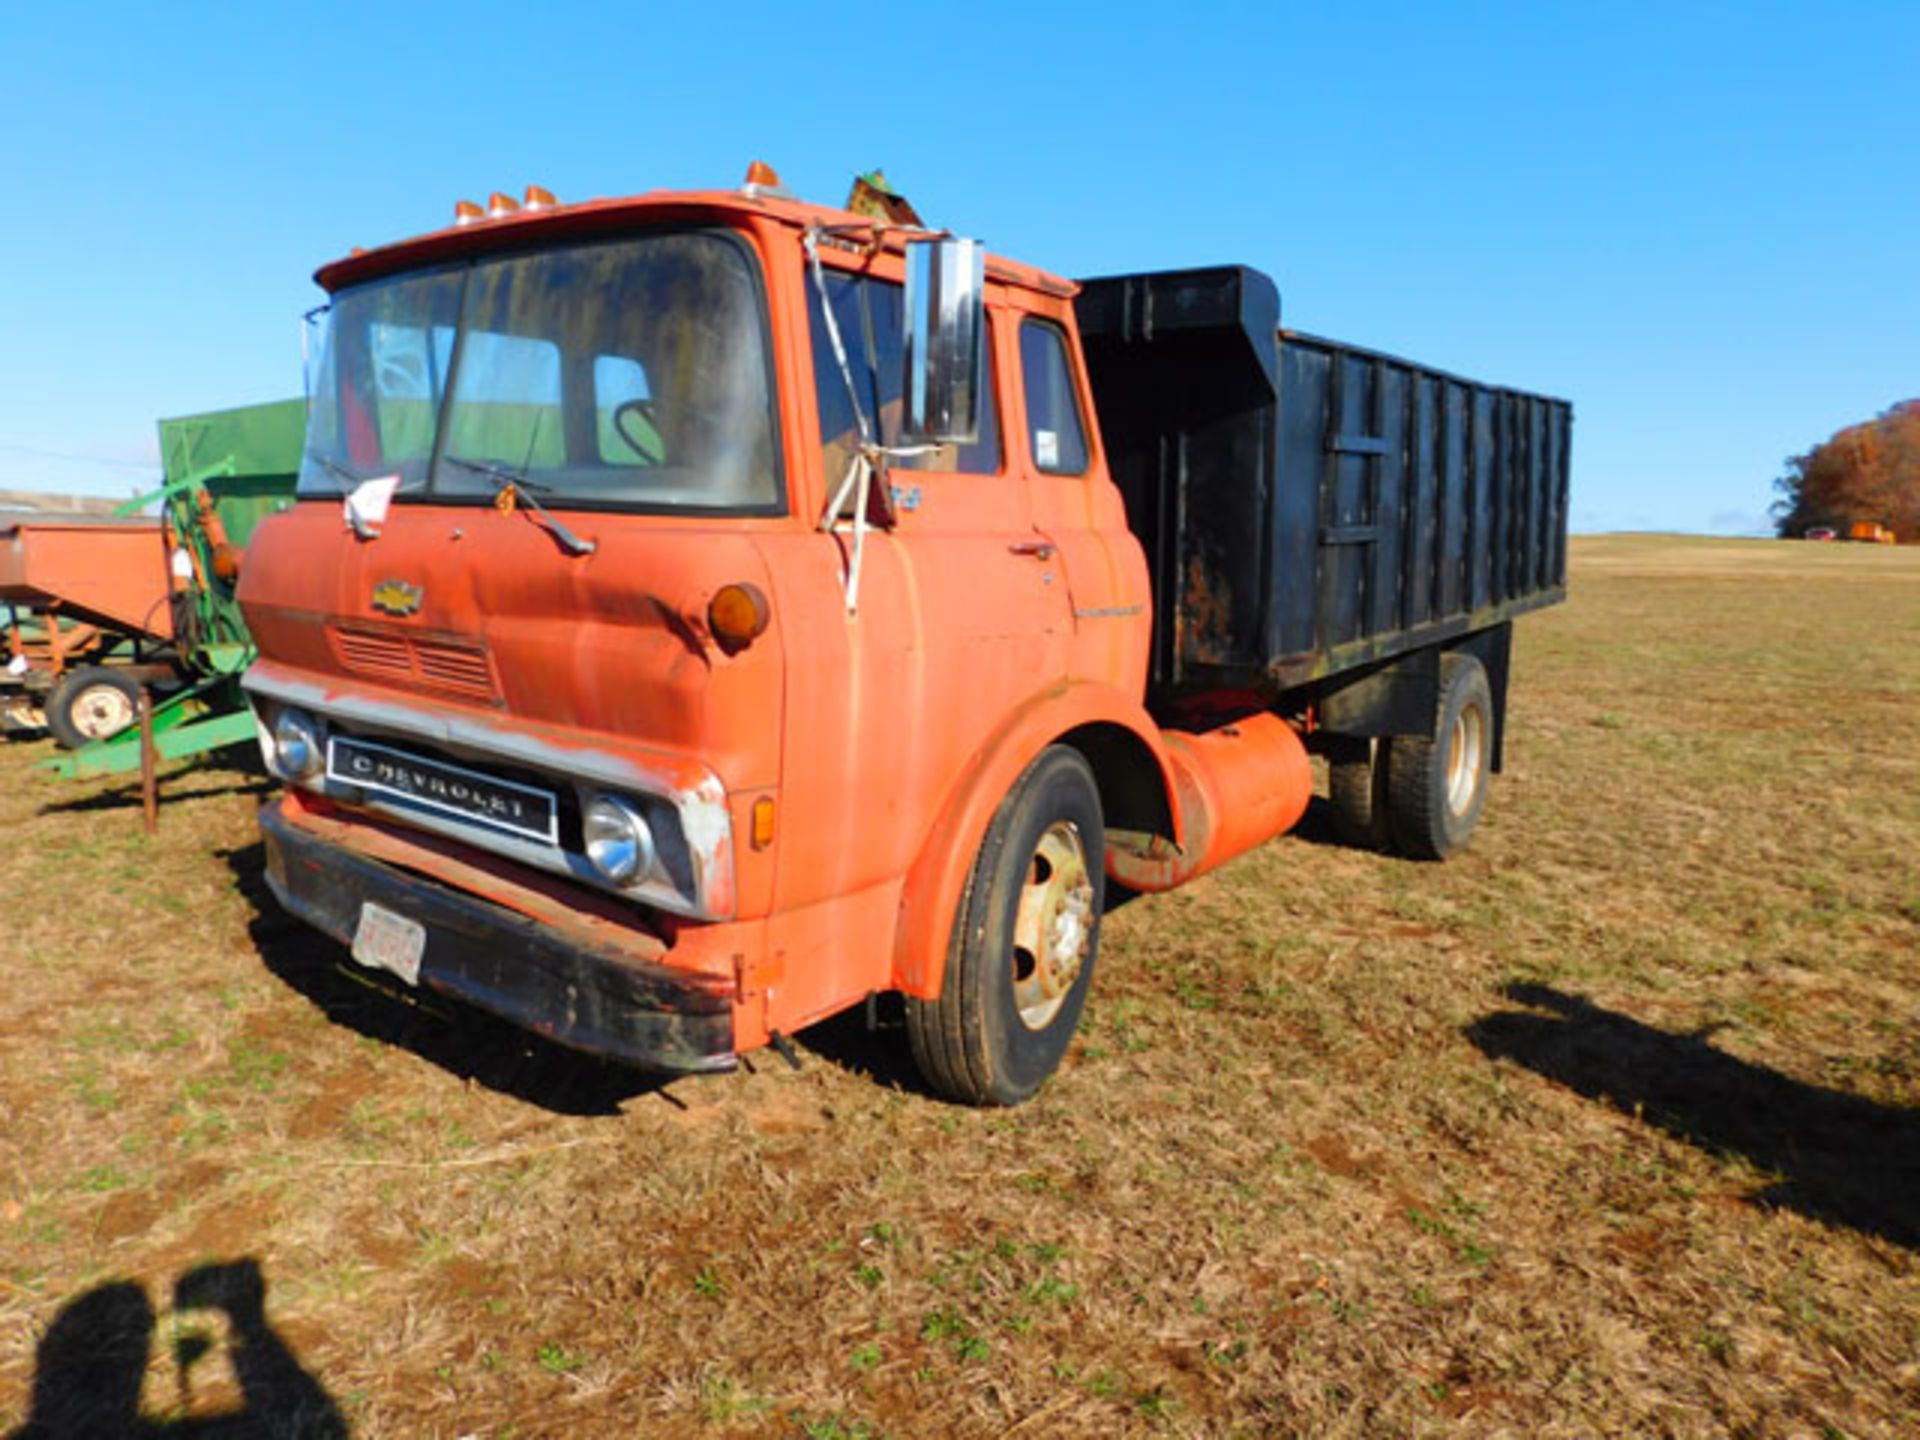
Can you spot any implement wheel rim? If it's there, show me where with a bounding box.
[72,684,136,740]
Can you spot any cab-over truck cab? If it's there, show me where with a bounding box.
[244,173,1282,1104]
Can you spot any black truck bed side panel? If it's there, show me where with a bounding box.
[1076,266,1571,702]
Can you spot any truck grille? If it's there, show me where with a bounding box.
[327,625,501,705]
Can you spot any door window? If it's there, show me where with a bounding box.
[806,271,1000,478]
[1019,319,1089,476]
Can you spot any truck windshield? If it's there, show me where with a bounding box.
[300,230,779,512]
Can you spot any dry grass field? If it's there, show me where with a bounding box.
[2,533,1916,1438]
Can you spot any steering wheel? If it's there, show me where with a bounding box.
[611,398,665,463]
[375,351,425,396]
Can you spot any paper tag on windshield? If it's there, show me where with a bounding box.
[1035,430,1059,469]
[344,474,400,530]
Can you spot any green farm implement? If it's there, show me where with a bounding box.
[3,399,303,778]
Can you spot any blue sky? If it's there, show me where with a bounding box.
[1,2,1913,534]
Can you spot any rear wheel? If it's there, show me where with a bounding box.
[45,667,143,750]
[1325,734,1393,850]
[1386,653,1493,860]
[907,746,1105,1106]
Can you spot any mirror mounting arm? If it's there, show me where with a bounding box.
[812,219,953,260]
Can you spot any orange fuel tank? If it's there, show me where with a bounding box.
[1106,712,1312,893]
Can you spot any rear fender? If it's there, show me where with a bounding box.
[891,682,1183,998]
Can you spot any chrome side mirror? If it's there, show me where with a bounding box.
[900,236,985,444]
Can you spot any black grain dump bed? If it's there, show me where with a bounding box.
[1076,266,1571,708]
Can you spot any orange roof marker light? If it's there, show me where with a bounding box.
[523,184,558,211]
[487,191,521,218]
[453,199,484,225]
[741,160,794,201]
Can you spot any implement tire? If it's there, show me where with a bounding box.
[45,667,143,750]
[1386,652,1493,861]
[907,746,1105,1106]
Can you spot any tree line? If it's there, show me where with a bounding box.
[1773,400,1920,541]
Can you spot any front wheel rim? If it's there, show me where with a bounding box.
[1009,820,1095,1031]
[1445,704,1485,817]
[72,685,135,740]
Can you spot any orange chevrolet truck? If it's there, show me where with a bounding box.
[241,168,1571,1103]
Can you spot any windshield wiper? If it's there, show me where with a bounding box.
[441,456,597,557]
[440,454,554,493]
[305,448,378,541]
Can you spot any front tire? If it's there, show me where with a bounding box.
[45,667,143,750]
[907,746,1105,1106]
[1386,652,1493,860]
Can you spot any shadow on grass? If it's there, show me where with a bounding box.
[1466,983,1920,1249]
[7,1259,343,1439]
[37,772,274,817]
[34,746,271,817]
[222,840,664,1118]
[796,992,929,1096]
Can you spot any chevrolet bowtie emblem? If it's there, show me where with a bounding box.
[370,579,424,617]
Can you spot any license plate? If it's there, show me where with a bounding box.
[351,901,425,986]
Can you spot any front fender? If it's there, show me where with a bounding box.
[889,680,1183,999]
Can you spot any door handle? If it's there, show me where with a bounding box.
[1008,540,1055,560]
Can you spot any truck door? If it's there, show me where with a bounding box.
[805,268,1070,650]
[758,267,1072,1019]
[1011,303,1152,695]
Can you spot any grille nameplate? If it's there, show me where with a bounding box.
[327,735,558,845]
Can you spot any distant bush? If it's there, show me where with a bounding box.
[1772,400,1920,541]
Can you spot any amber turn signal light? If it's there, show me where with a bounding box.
[751,797,776,851]
[708,583,770,652]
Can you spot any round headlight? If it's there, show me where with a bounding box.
[583,795,656,886]
[272,708,323,779]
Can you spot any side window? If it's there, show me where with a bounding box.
[1019,319,1089,475]
[805,270,1000,478]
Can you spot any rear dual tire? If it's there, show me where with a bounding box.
[1326,652,1492,861]
[1326,734,1393,850]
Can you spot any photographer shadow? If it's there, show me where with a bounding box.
[1466,982,1920,1249]
[8,1260,343,1439]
